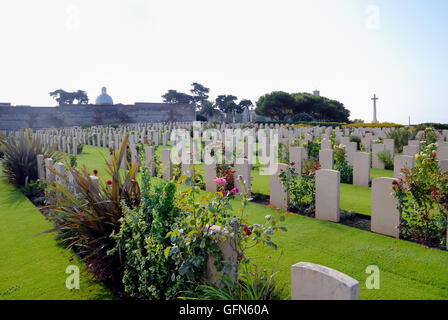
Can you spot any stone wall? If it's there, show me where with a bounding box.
[0,103,196,130]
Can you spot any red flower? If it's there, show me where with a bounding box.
[106,180,112,185]
[290,162,295,166]
[93,170,98,175]
[243,226,252,236]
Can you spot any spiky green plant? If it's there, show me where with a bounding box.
[387,127,416,153]
[0,130,60,187]
[182,257,286,300]
[44,133,141,285]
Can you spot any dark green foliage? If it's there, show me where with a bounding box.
[69,155,77,168]
[49,89,89,105]
[306,140,321,160]
[334,145,353,184]
[255,91,296,121]
[114,168,181,299]
[20,178,47,205]
[162,89,193,104]
[377,151,394,170]
[256,91,350,122]
[279,164,317,213]
[215,95,241,114]
[0,130,61,187]
[335,161,353,184]
[292,112,314,122]
[349,135,361,150]
[414,123,448,131]
[291,92,350,122]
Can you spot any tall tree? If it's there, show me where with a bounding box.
[161,90,193,104]
[255,91,296,121]
[215,95,239,114]
[190,82,210,109]
[238,99,253,111]
[49,89,89,105]
[198,100,222,120]
[291,92,350,122]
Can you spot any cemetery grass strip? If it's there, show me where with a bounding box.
[0,178,112,300]
[242,204,448,300]
[76,146,448,300]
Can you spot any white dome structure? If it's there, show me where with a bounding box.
[95,87,114,105]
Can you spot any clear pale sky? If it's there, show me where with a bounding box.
[0,0,447,124]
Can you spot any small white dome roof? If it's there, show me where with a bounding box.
[95,87,113,105]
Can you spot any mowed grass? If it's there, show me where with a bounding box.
[0,177,112,300]
[74,146,448,300]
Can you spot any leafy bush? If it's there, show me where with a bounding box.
[279,163,318,213]
[45,134,141,285]
[349,135,361,150]
[393,143,448,248]
[69,155,78,168]
[0,130,61,187]
[77,143,84,154]
[20,177,47,205]
[114,168,181,299]
[333,144,353,184]
[303,140,320,160]
[377,150,394,170]
[292,112,314,122]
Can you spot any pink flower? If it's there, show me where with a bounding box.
[231,187,239,194]
[106,180,112,185]
[214,177,227,186]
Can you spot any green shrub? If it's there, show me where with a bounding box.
[304,140,320,160]
[377,150,394,170]
[20,177,47,205]
[349,135,361,151]
[77,143,84,154]
[69,155,77,168]
[393,143,448,248]
[114,168,181,300]
[0,130,61,188]
[279,163,318,213]
[334,144,353,184]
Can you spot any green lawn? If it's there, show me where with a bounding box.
[0,177,112,300]
[72,145,448,300]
